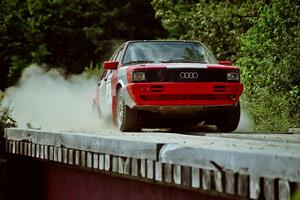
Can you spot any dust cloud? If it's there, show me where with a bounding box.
[236,107,254,132]
[3,64,115,133]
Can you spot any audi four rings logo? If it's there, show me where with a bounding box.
[180,72,199,79]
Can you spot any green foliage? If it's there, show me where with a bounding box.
[152,0,299,131]
[0,106,17,131]
[293,188,300,200]
[0,93,17,133]
[0,0,166,89]
[152,0,265,61]
[237,0,300,130]
[0,91,4,101]
[83,40,125,79]
[26,122,41,130]
[83,62,103,79]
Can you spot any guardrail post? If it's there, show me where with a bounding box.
[237,174,249,197]
[264,178,275,200]
[278,180,290,200]
[250,176,261,199]
[155,161,162,181]
[202,169,212,190]
[191,167,200,188]
[225,170,235,195]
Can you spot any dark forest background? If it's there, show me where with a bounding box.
[0,0,167,89]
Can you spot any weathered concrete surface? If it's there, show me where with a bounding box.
[205,133,300,143]
[5,128,162,160]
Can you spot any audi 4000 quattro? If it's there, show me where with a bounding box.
[94,41,243,132]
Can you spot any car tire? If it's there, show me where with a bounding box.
[216,101,240,132]
[116,90,140,132]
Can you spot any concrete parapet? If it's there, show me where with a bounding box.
[5,128,161,160]
[5,128,300,199]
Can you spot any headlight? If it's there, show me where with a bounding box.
[132,71,146,82]
[227,71,240,81]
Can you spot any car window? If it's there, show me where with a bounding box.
[110,52,118,61]
[112,51,121,62]
[122,41,217,65]
[115,47,124,62]
[100,69,107,80]
[110,45,125,61]
[106,70,112,77]
[100,69,113,80]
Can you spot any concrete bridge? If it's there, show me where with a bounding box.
[1,128,300,200]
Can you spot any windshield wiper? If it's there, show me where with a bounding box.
[123,60,156,65]
[161,59,206,63]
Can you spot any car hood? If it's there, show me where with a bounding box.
[125,63,239,70]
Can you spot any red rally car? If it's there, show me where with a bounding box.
[94,41,243,132]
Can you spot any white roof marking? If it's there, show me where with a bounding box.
[166,63,208,69]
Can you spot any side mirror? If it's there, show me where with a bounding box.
[218,60,232,66]
[103,61,118,70]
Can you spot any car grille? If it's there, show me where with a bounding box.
[144,69,234,82]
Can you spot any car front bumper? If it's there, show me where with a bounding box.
[123,82,243,110]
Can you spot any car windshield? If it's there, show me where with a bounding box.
[122,41,217,65]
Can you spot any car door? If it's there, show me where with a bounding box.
[99,47,124,117]
[99,69,112,117]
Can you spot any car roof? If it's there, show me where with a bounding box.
[125,40,200,44]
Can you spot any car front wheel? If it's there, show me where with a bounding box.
[116,90,140,132]
[216,101,240,132]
